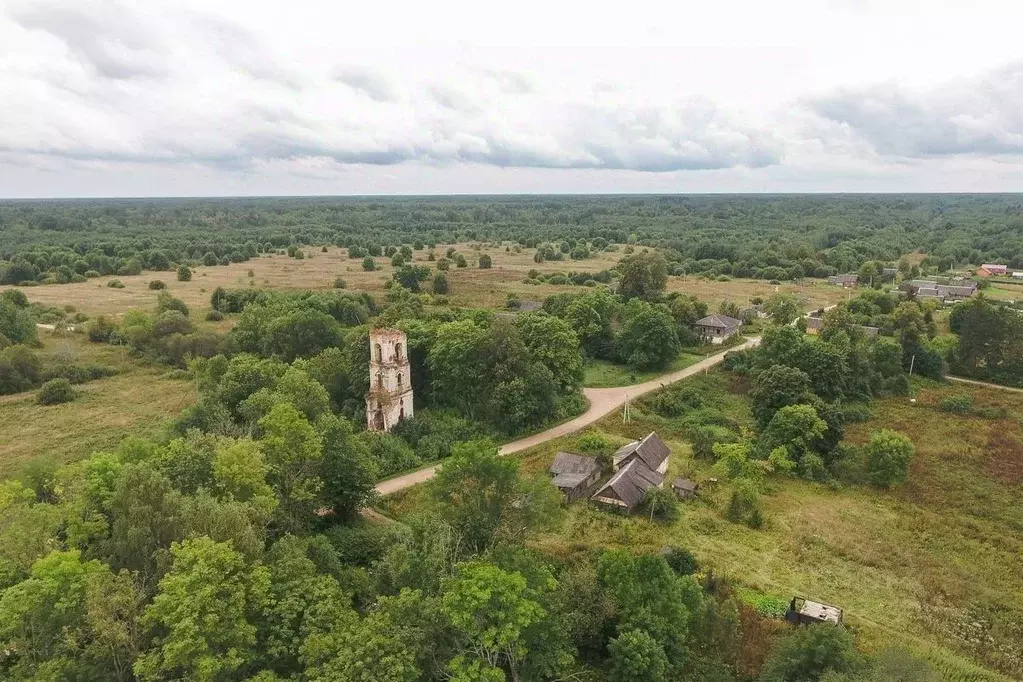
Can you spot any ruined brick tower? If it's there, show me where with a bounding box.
[365,328,414,432]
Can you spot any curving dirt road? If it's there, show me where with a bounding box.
[375,336,762,496]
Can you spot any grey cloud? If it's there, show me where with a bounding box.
[332,66,398,102]
[11,1,168,80]
[808,62,1023,158]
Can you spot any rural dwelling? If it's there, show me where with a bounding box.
[978,264,1008,277]
[827,274,858,288]
[590,458,664,513]
[548,452,602,501]
[672,477,699,500]
[785,597,844,626]
[882,267,898,279]
[612,431,671,474]
[693,314,742,344]
[1013,272,1023,280]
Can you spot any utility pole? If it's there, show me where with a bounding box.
[623,394,630,423]
[908,354,916,377]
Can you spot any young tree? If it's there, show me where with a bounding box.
[317,414,378,519]
[362,256,376,271]
[258,403,324,534]
[135,538,269,681]
[762,404,827,476]
[478,253,492,269]
[618,251,668,301]
[392,265,432,292]
[759,624,858,682]
[176,264,192,282]
[515,312,584,392]
[865,429,915,488]
[432,272,449,294]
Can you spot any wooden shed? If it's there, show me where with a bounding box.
[785,597,844,626]
[549,452,601,501]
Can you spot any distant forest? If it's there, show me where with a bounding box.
[2,194,1023,284]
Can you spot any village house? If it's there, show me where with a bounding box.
[612,431,670,474]
[693,314,742,344]
[590,458,664,513]
[827,274,858,288]
[978,264,1008,277]
[881,267,898,279]
[548,452,602,501]
[672,477,699,500]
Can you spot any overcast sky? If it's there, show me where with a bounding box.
[2,0,1023,197]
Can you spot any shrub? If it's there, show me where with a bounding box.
[725,479,762,528]
[362,256,376,272]
[84,270,100,279]
[577,432,612,455]
[86,316,117,343]
[176,264,192,282]
[841,403,872,423]
[432,273,449,295]
[37,378,76,405]
[939,393,973,413]
[0,345,42,394]
[479,253,492,269]
[663,546,698,575]
[865,429,915,488]
[505,294,520,309]
[107,280,125,289]
[156,291,189,317]
[148,280,167,290]
[205,310,225,322]
[332,277,347,289]
[759,625,857,682]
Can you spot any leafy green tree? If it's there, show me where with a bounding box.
[213,439,278,517]
[265,309,343,363]
[478,253,492,269]
[362,256,376,271]
[442,561,548,681]
[259,403,324,534]
[564,288,619,358]
[609,628,669,682]
[616,301,681,369]
[762,404,827,477]
[392,264,431,292]
[759,624,858,682]
[176,264,192,282]
[764,293,801,325]
[135,537,269,681]
[865,429,915,488]
[749,365,813,428]
[618,250,668,300]
[643,487,680,523]
[515,312,583,392]
[317,414,377,519]
[433,272,449,294]
[0,300,37,345]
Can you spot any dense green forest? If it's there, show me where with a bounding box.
[2,195,1023,284]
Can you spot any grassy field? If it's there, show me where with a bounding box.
[582,353,704,388]
[0,331,197,478]
[2,243,850,320]
[381,372,1023,681]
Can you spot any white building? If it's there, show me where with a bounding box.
[365,328,414,432]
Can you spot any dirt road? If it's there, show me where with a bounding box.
[375,336,761,496]
[946,375,1023,394]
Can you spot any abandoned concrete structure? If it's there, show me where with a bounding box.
[365,328,414,432]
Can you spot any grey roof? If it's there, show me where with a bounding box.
[694,314,741,330]
[673,477,698,492]
[882,268,898,276]
[828,274,858,284]
[550,452,599,477]
[805,316,824,330]
[917,287,940,297]
[935,285,975,298]
[612,432,670,471]
[552,472,593,489]
[592,459,663,509]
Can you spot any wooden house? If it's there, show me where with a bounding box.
[612,432,670,475]
[591,459,664,513]
[548,452,601,501]
[693,314,742,344]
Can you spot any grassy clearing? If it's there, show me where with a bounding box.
[380,372,1023,681]
[3,242,851,319]
[0,331,197,478]
[583,353,703,388]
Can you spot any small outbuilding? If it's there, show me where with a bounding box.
[785,597,844,626]
[693,314,742,344]
[591,459,664,513]
[549,452,602,501]
[672,477,699,500]
[612,432,670,475]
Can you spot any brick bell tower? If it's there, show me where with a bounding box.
[365,328,414,432]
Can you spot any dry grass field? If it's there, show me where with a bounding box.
[382,374,1023,681]
[3,243,849,319]
[0,331,197,478]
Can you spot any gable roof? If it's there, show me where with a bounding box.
[613,432,670,471]
[592,459,663,509]
[694,314,741,330]
[549,452,599,477]
[828,274,858,284]
[672,477,698,493]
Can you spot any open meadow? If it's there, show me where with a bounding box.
[1,242,848,320]
[382,372,1023,681]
